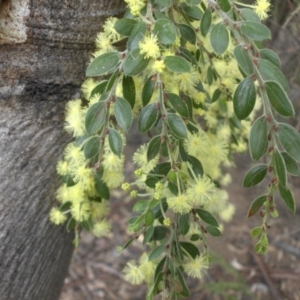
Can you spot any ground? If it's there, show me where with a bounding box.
[59,3,300,299]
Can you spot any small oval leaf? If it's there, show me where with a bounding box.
[249,116,268,161]
[85,101,106,135]
[122,76,136,109]
[115,97,133,131]
[260,49,281,68]
[265,81,295,117]
[273,150,287,187]
[233,77,256,120]
[138,103,158,133]
[196,209,219,227]
[278,184,296,214]
[247,195,267,218]
[200,8,212,37]
[147,135,161,162]
[128,21,147,51]
[154,18,177,45]
[114,18,137,36]
[124,49,150,76]
[86,52,120,77]
[142,76,156,106]
[210,22,229,55]
[108,128,123,158]
[282,152,300,176]
[149,245,165,261]
[234,45,254,76]
[278,123,300,162]
[167,113,188,139]
[178,23,196,44]
[84,136,99,159]
[164,56,191,73]
[167,93,189,118]
[240,21,271,41]
[243,164,268,187]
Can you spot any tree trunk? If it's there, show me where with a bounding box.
[0,0,125,299]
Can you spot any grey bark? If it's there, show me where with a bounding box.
[0,0,125,299]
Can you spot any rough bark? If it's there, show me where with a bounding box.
[0,0,125,299]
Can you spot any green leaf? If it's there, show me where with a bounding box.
[178,24,196,44]
[233,77,256,120]
[247,195,266,218]
[240,8,260,22]
[234,45,254,76]
[115,97,133,131]
[122,76,136,109]
[133,200,148,213]
[138,103,158,133]
[86,52,120,77]
[190,234,200,241]
[265,81,295,117]
[145,209,155,226]
[128,21,147,51]
[167,93,189,118]
[147,135,161,162]
[167,113,188,139]
[124,48,149,76]
[120,237,135,251]
[146,163,172,188]
[210,22,229,55]
[240,21,271,41]
[273,150,287,187]
[164,56,191,73]
[260,49,281,68]
[243,164,268,187]
[212,88,221,103]
[143,226,154,244]
[217,0,231,12]
[90,81,107,98]
[114,18,137,36]
[85,101,106,135]
[95,178,110,200]
[142,76,156,106]
[84,136,99,159]
[180,242,200,259]
[282,152,300,176]
[278,184,296,214]
[149,245,166,261]
[278,123,300,162]
[196,209,219,227]
[259,58,289,92]
[187,155,203,177]
[249,115,268,161]
[187,0,201,4]
[151,226,170,241]
[59,202,72,212]
[108,128,123,158]
[155,0,171,8]
[200,8,212,37]
[177,268,190,297]
[154,18,177,45]
[179,214,190,236]
[67,217,76,231]
[180,3,203,20]
[206,225,222,237]
[251,227,262,238]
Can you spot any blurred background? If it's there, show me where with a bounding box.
[60,1,300,299]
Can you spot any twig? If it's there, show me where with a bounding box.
[250,249,283,300]
[283,5,300,29]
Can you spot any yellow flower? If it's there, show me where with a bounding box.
[139,34,160,59]
[139,253,156,282]
[102,152,124,172]
[125,0,145,16]
[64,100,85,137]
[102,170,124,188]
[206,138,229,163]
[71,201,91,222]
[92,219,111,237]
[203,189,228,214]
[56,184,71,203]
[133,144,159,173]
[184,130,210,157]
[167,193,192,214]
[64,143,85,166]
[152,60,165,73]
[94,32,116,53]
[81,78,97,100]
[103,17,121,41]
[91,201,110,219]
[56,160,70,176]
[123,261,145,285]
[184,255,209,279]
[187,175,216,206]
[254,0,271,20]
[50,207,67,225]
[163,218,171,227]
[219,203,235,222]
